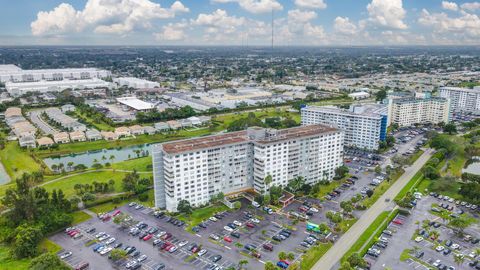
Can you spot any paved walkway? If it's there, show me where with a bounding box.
[311,148,434,270]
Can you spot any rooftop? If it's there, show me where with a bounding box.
[116,97,154,110]
[302,104,387,118]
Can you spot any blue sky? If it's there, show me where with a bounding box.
[0,0,479,45]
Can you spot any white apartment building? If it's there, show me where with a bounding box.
[153,125,344,212]
[113,77,160,89]
[301,104,388,150]
[0,65,110,83]
[387,97,450,127]
[439,86,480,115]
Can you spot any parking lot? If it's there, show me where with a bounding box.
[365,194,479,270]
[52,197,334,270]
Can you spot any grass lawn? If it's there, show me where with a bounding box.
[88,189,154,214]
[314,179,345,199]
[0,245,30,270]
[342,211,392,261]
[338,218,358,233]
[40,170,129,197]
[179,204,230,231]
[71,211,92,225]
[73,110,114,131]
[362,169,404,208]
[408,150,424,165]
[38,239,62,254]
[0,142,41,180]
[111,157,152,172]
[300,242,333,270]
[394,170,423,201]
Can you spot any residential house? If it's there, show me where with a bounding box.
[187,116,202,126]
[115,126,131,137]
[53,132,70,144]
[85,129,102,141]
[166,120,181,130]
[198,116,211,125]
[61,104,75,113]
[69,130,86,142]
[129,125,144,136]
[37,137,54,147]
[154,122,170,132]
[179,119,193,128]
[19,135,36,148]
[144,126,156,135]
[101,131,119,141]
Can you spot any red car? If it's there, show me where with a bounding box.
[112,210,121,216]
[68,230,79,236]
[246,222,255,228]
[162,233,172,240]
[102,215,111,222]
[392,219,403,225]
[224,236,232,243]
[298,206,308,212]
[161,242,171,250]
[191,246,200,253]
[143,234,153,241]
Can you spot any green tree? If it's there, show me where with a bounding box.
[375,89,387,101]
[109,248,128,261]
[454,254,465,266]
[287,252,295,261]
[374,166,382,174]
[346,253,367,268]
[278,251,287,260]
[287,176,305,193]
[29,252,70,270]
[177,199,192,214]
[334,166,349,179]
[237,259,248,270]
[12,224,43,258]
[443,123,457,134]
[264,175,273,192]
[264,261,276,270]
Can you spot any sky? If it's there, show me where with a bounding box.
[0,0,479,46]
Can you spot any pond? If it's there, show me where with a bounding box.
[43,143,157,170]
[463,161,480,175]
[0,162,10,185]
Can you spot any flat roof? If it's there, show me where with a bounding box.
[302,104,386,118]
[162,131,249,154]
[255,125,339,144]
[116,97,154,110]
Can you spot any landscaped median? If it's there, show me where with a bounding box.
[341,209,399,262]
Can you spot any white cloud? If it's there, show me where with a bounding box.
[442,1,459,11]
[419,9,480,38]
[211,0,282,14]
[155,22,188,41]
[31,0,189,36]
[294,0,327,10]
[192,9,246,41]
[461,2,480,11]
[333,17,357,35]
[287,9,317,34]
[366,0,407,29]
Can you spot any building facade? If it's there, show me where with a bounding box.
[153,125,344,212]
[439,86,480,115]
[301,105,388,150]
[0,65,110,83]
[387,97,450,127]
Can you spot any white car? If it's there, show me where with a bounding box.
[233,220,242,227]
[156,231,166,238]
[126,260,138,269]
[178,240,188,247]
[98,234,110,241]
[309,207,319,213]
[95,232,106,238]
[198,249,208,256]
[209,217,218,222]
[436,246,445,252]
[224,226,234,232]
[137,254,148,262]
[100,246,113,255]
[432,260,441,267]
[128,202,137,207]
[415,236,423,242]
[105,237,116,245]
[469,252,477,259]
[60,251,72,259]
[451,243,460,249]
[252,201,260,208]
[250,218,260,224]
[169,246,177,253]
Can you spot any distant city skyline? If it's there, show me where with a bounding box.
[0,0,479,46]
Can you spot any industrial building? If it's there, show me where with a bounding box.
[113,77,160,89]
[153,125,344,212]
[0,65,110,83]
[5,78,113,97]
[301,104,388,150]
[116,97,155,112]
[439,86,480,115]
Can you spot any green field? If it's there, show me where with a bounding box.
[179,204,230,231]
[0,142,41,180]
[71,211,92,224]
[111,157,152,172]
[72,110,115,131]
[300,243,333,270]
[0,245,30,270]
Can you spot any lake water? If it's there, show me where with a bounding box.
[463,161,480,175]
[43,143,157,170]
[0,161,10,185]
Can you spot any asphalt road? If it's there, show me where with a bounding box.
[28,109,57,135]
[311,148,434,270]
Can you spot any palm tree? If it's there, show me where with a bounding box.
[264,262,276,270]
[278,251,287,260]
[287,252,295,261]
[51,164,58,172]
[67,161,74,171]
[454,254,465,266]
[237,259,248,270]
[264,175,273,193]
[109,155,115,162]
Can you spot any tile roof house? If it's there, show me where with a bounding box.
[101,131,119,141]
[115,126,131,137]
[154,122,170,131]
[179,119,193,128]
[69,130,86,142]
[144,126,156,135]
[53,132,70,144]
[166,120,181,130]
[129,125,144,136]
[85,129,102,141]
[37,137,54,147]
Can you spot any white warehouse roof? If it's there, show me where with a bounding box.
[116,97,155,111]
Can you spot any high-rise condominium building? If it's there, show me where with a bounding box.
[439,86,480,115]
[153,125,344,212]
[301,104,388,150]
[387,96,450,127]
